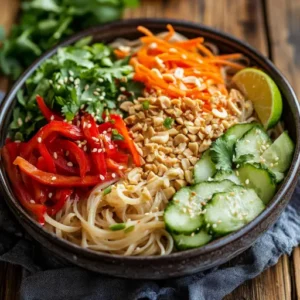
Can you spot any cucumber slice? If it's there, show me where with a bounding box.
[164,188,204,234]
[193,150,216,183]
[214,170,241,185]
[173,230,212,250]
[262,131,295,174]
[224,123,258,150]
[205,186,265,235]
[237,163,276,204]
[192,180,236,201]
[164,180,235,234]
[234,126,272,163]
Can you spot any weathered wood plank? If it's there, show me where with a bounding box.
[266,0,300,297]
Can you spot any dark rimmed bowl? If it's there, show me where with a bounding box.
[0,19,300,279]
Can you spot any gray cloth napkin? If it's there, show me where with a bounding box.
[0,90,299,300]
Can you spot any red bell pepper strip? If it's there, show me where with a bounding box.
[47,189,73,216]
[37,157,47,171]
[13,156,111,187]
[106,158,126,175]
[98,122,113,133]
[81,114,107,176]
[2,145,46,224]
[38,143,56,173]
[36,95,63,122]
[110,115,141,167]
[21,121,83,159]
[55,139,87,178]
[54,157,79,176]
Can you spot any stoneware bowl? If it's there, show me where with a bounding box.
[0,19,300,279]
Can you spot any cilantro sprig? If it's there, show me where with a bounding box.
[9,40,144,141]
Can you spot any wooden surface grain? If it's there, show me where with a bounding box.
[0,0,300,299]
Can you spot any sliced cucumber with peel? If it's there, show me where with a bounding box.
[224,123,258,150]
[262,131,294,174]
[205,186,265,235]
[237,163,276,204]
[173,230,212,250]
[235,126,272,164]
[193,150,216,184]
[164,180,235,234]
[164,188,204,234]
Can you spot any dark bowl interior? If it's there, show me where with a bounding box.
[0,19,300,279]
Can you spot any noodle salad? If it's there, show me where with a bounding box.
[2,25,294,256]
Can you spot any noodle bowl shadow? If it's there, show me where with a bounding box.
[0,19,300,279]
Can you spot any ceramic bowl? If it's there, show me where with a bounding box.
[0,19,300,279]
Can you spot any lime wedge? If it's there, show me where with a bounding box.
[232,68,282,129]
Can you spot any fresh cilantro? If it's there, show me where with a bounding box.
[142,100,150,110]
[163,117,174,129]
[9,41,143,141]
[109,223,126,231]
[210,137,233,171]
[103,187,112,196]
[0,0,140,80]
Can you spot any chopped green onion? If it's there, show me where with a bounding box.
[112,129,124,141]
[109,223,126,231]
[103,187,112,195]
[142,100,150,110]
[124,225,135,233]
[163,117,174,129]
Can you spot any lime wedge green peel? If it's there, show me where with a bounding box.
[232,68,283,129]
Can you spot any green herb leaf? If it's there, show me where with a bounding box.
[163,117,174,129]
[142,100,150,110]
[109,223,126,231]
[112,129,124,141]
[103,187,112,196]
[210,137,233,171]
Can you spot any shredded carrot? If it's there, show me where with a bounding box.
[164,24,175,41]
[137,26,154,37]
[131,25,247,102]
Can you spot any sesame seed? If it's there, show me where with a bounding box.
[92,148,97,153]
[99,175,105,180]
[49,80,53,84]
[275,157,279,161]
[245,179,250,185]
[119,166,124,170]
[17,118,23,126]
[67,162,73,167]
[169,47,177,53]
[87,124,92,128]
[120,87,126,92]
[98,149,102,153]
[30,199,35,204]
[84,84,90,91]
[58,79,64,85]
[191,232,195,237]
[65,151,69,156]
[51,176,57,181]
[80,104,85,110]
[53,152,58,159]
[74,78,80,85]
[149,42,157,49]
[93,91,100,96]
[270,163,274,168]
[69,70,74,76]
[99,96,104,100]
[98,78,104,83]
[103,131,107,135]
[50,115,55,121]
[83,145,87,152]
[69,77,74,82]
[64,77,69,83]
[37,137,42,143]
[212,224,217,228]
[76,120,80,127]
[245,139,250,144]
[236,170,239,176]
[48,193,53,198]
[112,173,116,178]
[236,164,240,168]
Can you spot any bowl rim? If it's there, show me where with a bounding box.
[1,18,300,263]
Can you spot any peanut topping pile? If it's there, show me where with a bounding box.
[122,91,243,195]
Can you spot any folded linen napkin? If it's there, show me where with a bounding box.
[0,91,299,300]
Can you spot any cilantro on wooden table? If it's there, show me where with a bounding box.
[0,0,139,80]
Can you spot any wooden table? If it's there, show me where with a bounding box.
[0,0,299,299]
